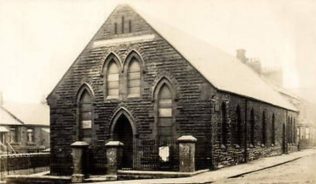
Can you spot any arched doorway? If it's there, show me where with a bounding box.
[112,114,134,169]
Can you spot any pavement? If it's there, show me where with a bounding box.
[87,148,316,184]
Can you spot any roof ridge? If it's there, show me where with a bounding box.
[133,5,297,111]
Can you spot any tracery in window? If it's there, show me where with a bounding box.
[107,61,120,98]
[127,58,141,97]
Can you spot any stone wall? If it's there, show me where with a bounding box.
[48,5,215,175]
[211,93,298,168]
[47,5,299,175]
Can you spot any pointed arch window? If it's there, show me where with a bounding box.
[250,109,255,146]
[287,116,290,143]
[221,103,228,146]
[290,117,293,143]
[157,83,173,147]
[233,105,242,146]
[271,114,275,145]
[127,58,141,97]
[79,90,93,143]
[289,117,292,143]
[114,23,118,34]
[262,111,266,145]
[293,118,296,143]
[107,60,120,98]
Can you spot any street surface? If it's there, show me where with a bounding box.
[213,153,316,184]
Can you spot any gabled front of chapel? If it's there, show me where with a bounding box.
[48,5,298,175]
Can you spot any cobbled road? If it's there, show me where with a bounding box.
[213,153,316,184]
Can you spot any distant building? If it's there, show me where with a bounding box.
[0,102,50,154]
[48,5,298,175]
[236,49,283,87]
[0,106,22,153]
[296,101,316,148]
[237,49,316,148]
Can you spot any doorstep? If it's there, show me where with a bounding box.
[85,169,209,182]
[117,169,209,180]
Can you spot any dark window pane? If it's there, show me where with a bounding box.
[159,117,173,127]
[80,112,92,120]
[159,126,173,136]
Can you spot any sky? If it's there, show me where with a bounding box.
[0,0,315,103]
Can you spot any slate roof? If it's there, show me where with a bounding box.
[134,6,297,111]
[48,4,298,112]
[3,103,49,126]
[0,106,23,126]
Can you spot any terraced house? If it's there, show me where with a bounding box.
[0,103,50,154]
[47,4,298,175]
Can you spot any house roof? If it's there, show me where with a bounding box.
[3,103,49,126]
[133,6,297,111]
[0,106,24,126]
[274,85,301,101]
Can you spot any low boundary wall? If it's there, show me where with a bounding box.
[0,153,50,181]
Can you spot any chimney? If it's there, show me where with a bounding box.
[236,49,247,63]
[248,58,262,74]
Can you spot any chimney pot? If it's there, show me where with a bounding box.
[236,49,247,63]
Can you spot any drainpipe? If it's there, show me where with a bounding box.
[244,99,248,163]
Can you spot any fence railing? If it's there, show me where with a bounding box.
[0,153,50,181]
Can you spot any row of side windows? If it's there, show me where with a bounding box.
[220,103,293,147]
[104,52,142,99]
[3,127,34,144]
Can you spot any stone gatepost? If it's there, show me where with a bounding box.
[177,135,197,172]
[71,141,89,183]
[105,141,124,176]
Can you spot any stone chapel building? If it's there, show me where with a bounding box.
[47,5,298,175]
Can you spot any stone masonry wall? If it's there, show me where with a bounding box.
[48,5,215,175]
[47,5,299,175]
[211,93,298,168]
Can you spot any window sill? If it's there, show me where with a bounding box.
[106,96,119,100]
[105,96,120,102]
[127,95,141,99]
